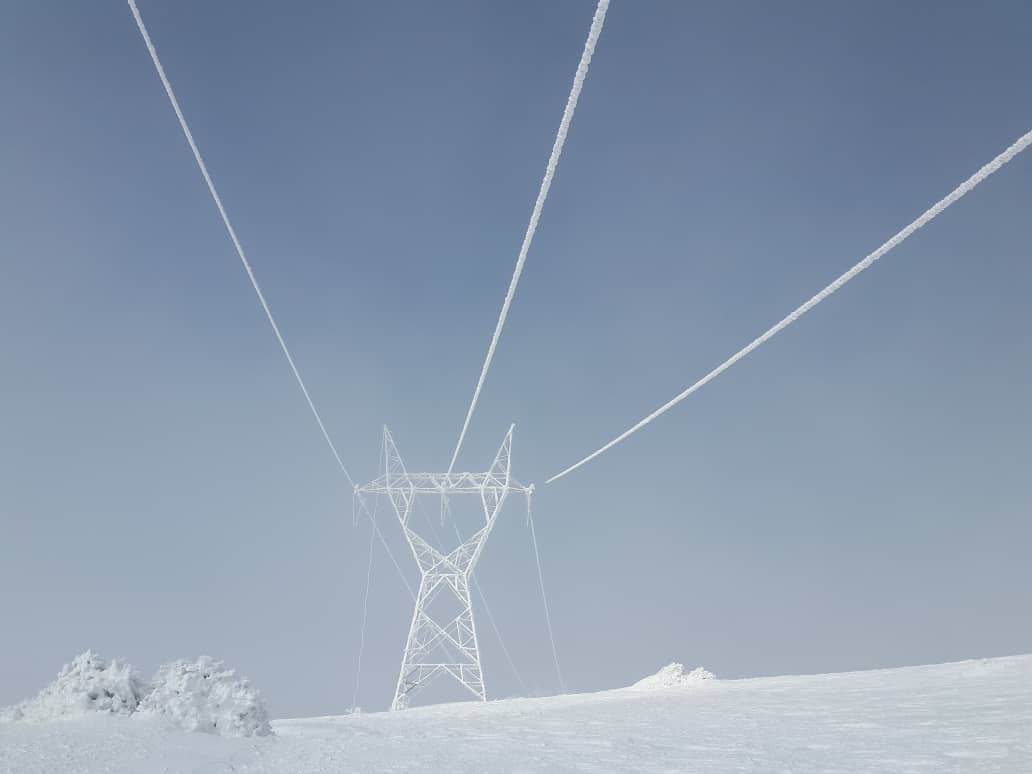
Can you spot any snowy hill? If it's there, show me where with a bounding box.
[3,654,1031,773]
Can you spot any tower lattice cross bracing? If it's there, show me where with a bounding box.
[356,425,532,710]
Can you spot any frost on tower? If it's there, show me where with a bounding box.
[355,425,532,710]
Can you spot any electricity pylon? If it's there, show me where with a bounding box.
[355,425,532,710]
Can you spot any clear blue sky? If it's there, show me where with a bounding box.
[2,1,1030,716]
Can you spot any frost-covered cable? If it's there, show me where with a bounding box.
[528,492,566,693]
[128,1,354,482]
[471,574,529,696]
[351,499,379,710]
[357,490,414,599]
[128,0,414,601]
[448,0,610,473]
[547,128,1032,484]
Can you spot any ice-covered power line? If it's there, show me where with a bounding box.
[127,0,411,594]
[127,0,353,484]
[351,499,379,710]
[448,0,610,474]
[547,128,1032,484]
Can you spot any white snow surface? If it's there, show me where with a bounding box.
[2,654,1031,773]
[631,662,715,689]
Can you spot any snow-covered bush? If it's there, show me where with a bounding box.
[139,656,271,737]
[631,663,715,690]
[0,651,272,738]
[10,651,147,721]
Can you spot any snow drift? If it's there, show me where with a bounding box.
[631,662,715,689]
[0,652,270,737]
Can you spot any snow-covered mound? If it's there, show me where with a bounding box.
[3,651,147,722]
[1,652,270,738]
[2,654,1031,772]
[140,656,270,738]
[631,662,715,689]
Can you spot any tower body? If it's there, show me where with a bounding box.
[356,425,529,710]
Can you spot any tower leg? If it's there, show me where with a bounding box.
[392,570,485,710]
[456,571,486,700]
[392,574,429,711]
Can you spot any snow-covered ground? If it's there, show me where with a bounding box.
[3,654,1030,773]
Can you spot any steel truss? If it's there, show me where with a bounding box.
[355,424,532,710]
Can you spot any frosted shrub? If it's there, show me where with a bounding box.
[140,656,271,737]
[632,663,715,690]
[13,651,147,721]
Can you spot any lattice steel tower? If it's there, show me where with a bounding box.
[355,425,532,710]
